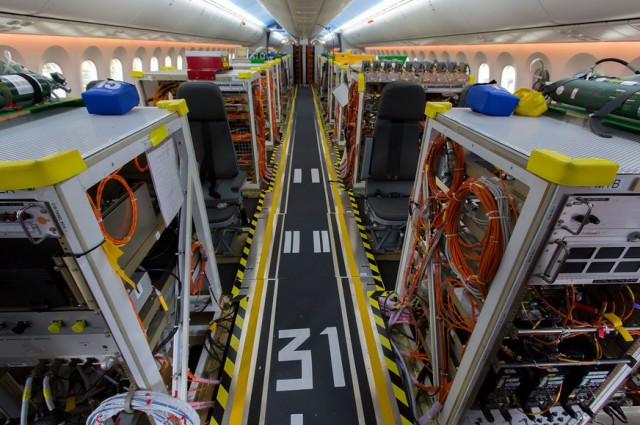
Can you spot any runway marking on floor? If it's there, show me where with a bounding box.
[283,230,300,253]
[311,168,320,183]
[313,230,331,253]
[293,168,302,183]
[290,414,303,425]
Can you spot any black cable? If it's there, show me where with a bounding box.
[141,267,183,355]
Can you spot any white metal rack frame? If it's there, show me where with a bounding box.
[133,69,265,189]
[0,105,221,399]
[394,107,640,424]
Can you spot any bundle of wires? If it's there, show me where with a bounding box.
[86,391,199,425]
[425,134,465,201]
[444,177,511,300]
[340,81,360,187]
[87,169,138,246]
[252,84,272,182]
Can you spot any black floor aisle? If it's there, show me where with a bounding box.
[244,87,377,424]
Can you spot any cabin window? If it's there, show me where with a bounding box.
[150,57,159,72]
[165,56,172,68]
[176,55,183,70]
[110,59,124,80]
[80,60,98,91]
[42,62,67,98]
[501,65,516,93]
[478,63,490,83]
[133,57,143,71]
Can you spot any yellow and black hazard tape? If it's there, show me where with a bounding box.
[211,86,297,425]
[318,101,414,425]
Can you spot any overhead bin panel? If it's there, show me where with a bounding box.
[5,0,264,44]
[1,0,49,15]
[342,0,640,46]
[35,0,143,27]
[538,0,640,25]
[131,0,192,33]
[455,0,549,32]
[342,0,551,45]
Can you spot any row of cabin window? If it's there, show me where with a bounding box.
[470,63,515,93]
[42,56,186,98]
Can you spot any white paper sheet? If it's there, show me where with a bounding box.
[147,138,184,226]
[333,83,349,107]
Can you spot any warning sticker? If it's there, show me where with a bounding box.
[1,75,34,95]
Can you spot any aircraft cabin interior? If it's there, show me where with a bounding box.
[2,1,640,424]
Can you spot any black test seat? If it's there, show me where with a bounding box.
[364,81,425,252]
[177,81,247,255]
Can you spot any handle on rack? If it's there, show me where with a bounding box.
[538,239,570,283]
[17,203,48,245]
[561,197,593,236]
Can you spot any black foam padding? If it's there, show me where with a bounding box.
[177,81,240,182]
[377,81,425,121]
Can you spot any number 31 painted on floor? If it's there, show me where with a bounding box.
[276,327,346,391]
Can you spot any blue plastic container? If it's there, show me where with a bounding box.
[82,80,139,115]
[464,84,520,116]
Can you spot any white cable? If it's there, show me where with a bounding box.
[43,375,56,411]
[20,376,33,425]
[86,391,200,425]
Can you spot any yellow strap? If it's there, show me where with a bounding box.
[603,312,633,342]
[155,287,169,311]
[103,240,137,290]
[157,99,189,117]
[149,124,169,147]
[43,388,52,398]
[0,150,87,190]
[358,73,365,92]
[22,388,31,400]
[65,396,76,412]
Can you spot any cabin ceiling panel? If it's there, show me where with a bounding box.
[258,0,351,39]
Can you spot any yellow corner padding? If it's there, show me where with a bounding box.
[425,101,452,118]
[130,70,144,78]
[157,99,189,117]
[237,71,254,79]
[0,150,87,190]
[149,125,169,147]
[261,63,270,69]
[526,149,619,186]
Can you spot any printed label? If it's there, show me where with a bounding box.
[1,75,34,95]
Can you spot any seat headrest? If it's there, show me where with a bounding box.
[378,81,425,121]
[176,81,228,122]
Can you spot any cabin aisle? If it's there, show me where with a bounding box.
[218,86,399,425]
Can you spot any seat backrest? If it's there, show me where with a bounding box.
[367,82,425,184]
[177,81,240,189]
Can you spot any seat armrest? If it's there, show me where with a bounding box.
[360,137,374,180]
[230,171,247,192]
